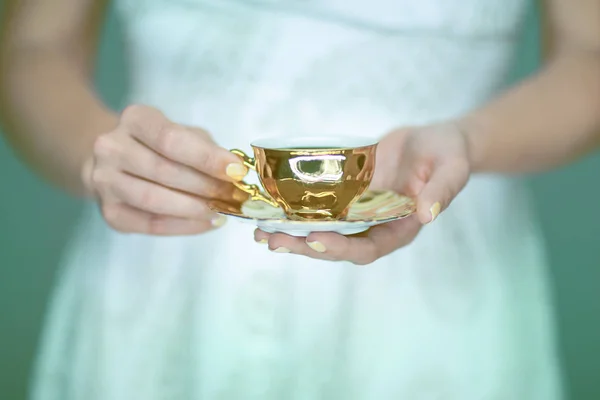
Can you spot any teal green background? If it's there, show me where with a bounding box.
[1,3,599,399]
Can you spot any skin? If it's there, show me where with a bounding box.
[0,0,249,235]
[1,1,599,260]
[255,0,600,264]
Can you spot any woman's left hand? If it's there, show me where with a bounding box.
[254,122,472,265]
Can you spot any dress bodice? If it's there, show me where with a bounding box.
[114,0,529,145]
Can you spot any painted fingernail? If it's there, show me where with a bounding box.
[226,163,248,181]
[211,215,227,227]
[306,241,326,253]
[428,202,441,223]
[272,247,291,253]
[256,238,268,244]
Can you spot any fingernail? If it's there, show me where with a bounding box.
[256,238,268,244]
[226,163,248,181]
[272,247,290,253]
[211,215,227,227]
[428,202,441,223]
[306,240,326,253]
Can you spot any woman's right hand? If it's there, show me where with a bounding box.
[82,105,249,235]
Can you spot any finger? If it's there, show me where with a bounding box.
[254,217,420,264]
[303,232,380,265]
[415,158,470,224]
[121,105,247,181]
[264,231,340,261]
[116,134,248,202]
[93,169,217,220]
[254,229,271,244]
[101,202,223,236]
[305,215,422,265]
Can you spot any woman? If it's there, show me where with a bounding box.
[1,0,599,398]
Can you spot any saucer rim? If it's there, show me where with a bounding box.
[208,190,415,225]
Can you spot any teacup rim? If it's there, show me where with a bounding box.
[250,136,378,150]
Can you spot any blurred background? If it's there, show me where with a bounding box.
[1,2,599,400]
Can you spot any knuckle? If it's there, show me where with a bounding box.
[146,214,166,235]
[156,125,179,156]
[195,147,214,171]
[399,234,416,249]
[93,134,118,158]
[90,168,111,190]
[360,257,377,266]
[138,187,160,211]
[120,104,148,122]
[189,126,211,141]
[454,157,470,173]
[121,105,167,141]
[352,258,371,266]
[356,247,379,266]
[101,204,127,232]
[152,158,177,183]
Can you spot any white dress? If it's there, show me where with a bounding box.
[31,1,564,399]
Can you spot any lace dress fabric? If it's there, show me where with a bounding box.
[30,1,563,399]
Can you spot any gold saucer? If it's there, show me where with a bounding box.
[208,190,416,237]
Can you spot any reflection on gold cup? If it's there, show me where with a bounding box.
[231,137,377,220]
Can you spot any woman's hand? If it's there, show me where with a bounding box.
[83,105,249,235]
[254,122,471,264]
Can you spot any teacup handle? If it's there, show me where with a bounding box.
[230,149,279,207]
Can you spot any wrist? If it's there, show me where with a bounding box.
[454,116,489,173]
[80,156,96,198]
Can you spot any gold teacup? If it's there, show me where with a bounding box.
[230,137,378,221]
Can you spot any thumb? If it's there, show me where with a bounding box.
[415,158,470,224]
